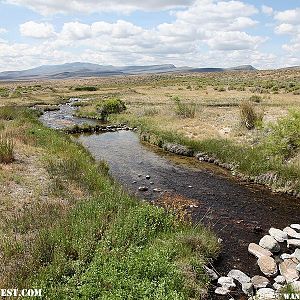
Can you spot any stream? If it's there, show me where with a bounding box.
[40,101,300,299]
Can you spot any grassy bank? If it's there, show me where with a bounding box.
[111,111,300,194]
[0,107,219,299]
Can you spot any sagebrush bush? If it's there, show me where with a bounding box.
[74,86,97,91]
[0,134,14,163]
[239,100,263,130]
[249,95,262,103]
[173,96,196,118]
[97,98,126,121]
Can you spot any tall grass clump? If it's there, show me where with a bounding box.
[0,134,14,163]
[239,100,263,130]
[173,96,196,118]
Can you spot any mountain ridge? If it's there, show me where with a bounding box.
[0,62,260,80]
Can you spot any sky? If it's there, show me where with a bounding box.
[0,0,300,71]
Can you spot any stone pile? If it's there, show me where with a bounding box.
[208,224,300,299]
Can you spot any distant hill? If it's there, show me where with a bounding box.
[0,62,258,81]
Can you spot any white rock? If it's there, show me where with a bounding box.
[255,288,276,300]
[274,275,286,284]
[258,256,278,277]
[281,253,293,260]
[284,227,300,239]
[291,224,300,231]
[279,259,299,283]
[242,282,253,296]
[248,243,272,259]
[259,235,280,253]
[291,281,300,292]
[218,277,236,289]
[273,283,283,291]
[288,239,300,248]
[297,264,300,272]
[269,228,288,242]
[251,275,270,289]
[228,269,251,284]
[293,249,300,261]
[215,287,230,295]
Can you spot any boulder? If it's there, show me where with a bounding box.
[228,269,251,284]
[138,186,148,191]
[288,239,300,248]
[297,264,300,272]
[269,228,288,242]
[258,256,278,276]
[291,224,300,231]
[284,227,300,239]
[279,259,299,283]
[218,277,236,289]
[251,275,270,289]
[215,287,230,295]
[255,288,276,300]
[242,282,253,296]
[274,275,286,284]
[248,243,272,258]
[259,235,280,253]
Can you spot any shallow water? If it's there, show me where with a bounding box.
[41,103,300,299]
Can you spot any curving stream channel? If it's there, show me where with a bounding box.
[40,101,300,299]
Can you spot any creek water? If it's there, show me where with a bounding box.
[40,102,300,299]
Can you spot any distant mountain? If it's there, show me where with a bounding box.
[278,66,300,71]
[0,62,257,81]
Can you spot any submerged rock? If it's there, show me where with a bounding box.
[138,186,148,191]
[248,243,272,258]
[269,228,288,243]
[259,235,280,253]
[251,275,270,289]
[228,269,250,284]
[257,256,278,277]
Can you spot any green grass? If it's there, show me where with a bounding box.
[0,134,14,163]
[2,107,219,299]
[112,110,300,192]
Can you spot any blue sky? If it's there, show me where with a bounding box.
[0,0,299,71]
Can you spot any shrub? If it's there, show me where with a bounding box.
[0,107,19,120]
[74,86,97,91]
[265,110,300,159]
[249,95,262,103]
[173,96,196,119]
[97,98,126,121]
[0,134,14,163]
[239,101,263,130]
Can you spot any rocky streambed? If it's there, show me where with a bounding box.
[40,101,300,299]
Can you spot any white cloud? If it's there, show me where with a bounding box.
[20,21,55,38]
[261,5,273,16]
[5,0,193,15]
[0,28,8,34]
[273,8,300,56]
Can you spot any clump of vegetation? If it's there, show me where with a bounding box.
[0,134,14,163]
[239,100,263,130]
[173,96,196,119]
[265,110,300,160]
[142,107,160,117]
[74,86,97,91]
[249,95,262,103]
[97,98,126,121]
[0,106,19,120]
